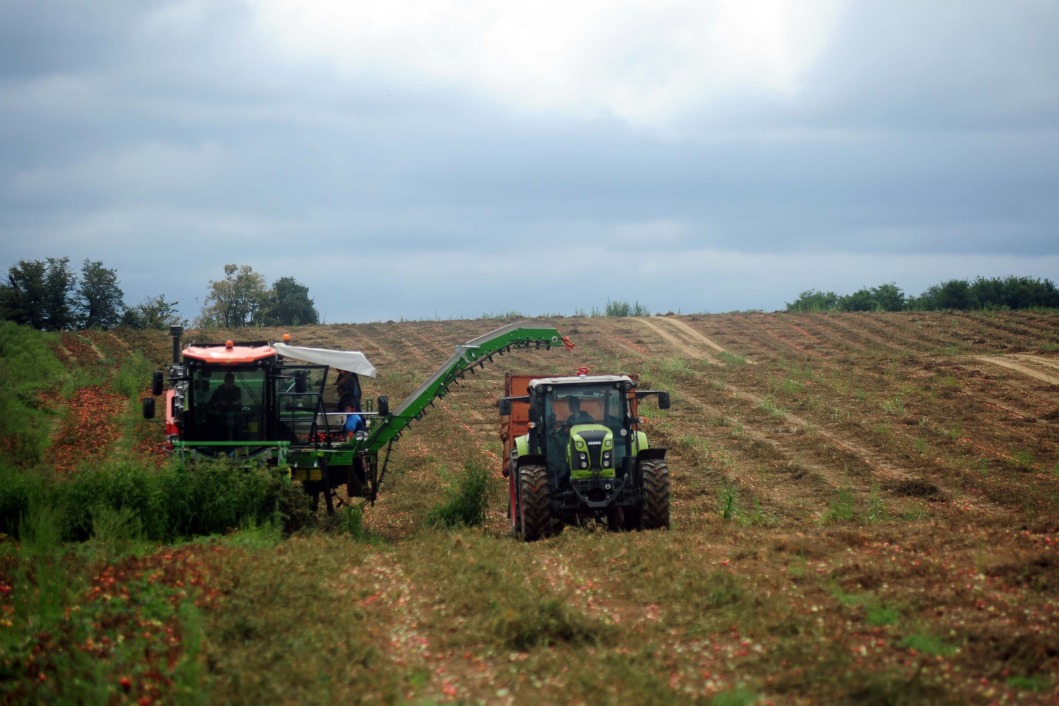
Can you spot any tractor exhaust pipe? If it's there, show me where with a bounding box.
[170,325,184,364]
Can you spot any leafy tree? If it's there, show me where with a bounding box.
[41,258,76,331]
[871,283,906,312]
[839,288,876,312]
[0,260,47,327]
[913,279,973,310]
[0,257,77,330]
[968,276,1059,309]
[121,295,187,330]
[786,290,840,312]
[261,276,319,326]
[197,264,268,328]
[77,259,125,329]
[838,283,906,312]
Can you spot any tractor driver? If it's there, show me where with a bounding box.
[565,396,594,427]
[209,372,242,411]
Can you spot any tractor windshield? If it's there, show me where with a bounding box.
[544,382,631,472]
[548,383,626,428]
[186,367,268,448]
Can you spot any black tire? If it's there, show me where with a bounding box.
[622,504,643,531]
[518,465,551,541]
[641,459,670,530]
[509,480,522,538]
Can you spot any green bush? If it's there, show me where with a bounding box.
[0,321,67,467]
[604,299,650,317]
[426,461,490,528]
[1,459,303,542]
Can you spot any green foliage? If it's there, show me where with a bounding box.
[197,266,321,328]
[1,459,303,542]
[911,275,1059,310]
[112,349,157,399]
[711,685,761,706]
[604,299,651,317]
[0,257,77,330]
[821,488,857,524]
[786,289,840,312]
[197,264,268,328]
[334,504,369,540]
[259,276,320,326]
[788,276,1059,312]
[899,633,957,656]
[788,283,907,312]
[0,321,67,467]
[76,259,125,329]
[426,461,490,528]
[121,294,188,330]
[719,482,741,521]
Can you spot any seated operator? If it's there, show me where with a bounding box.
[565,396,594,426]
[209,372,242,411]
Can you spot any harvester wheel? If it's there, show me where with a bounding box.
[518,464,551,541]
[641,459,671,530]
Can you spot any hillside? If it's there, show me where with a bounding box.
[7,311,1059,705]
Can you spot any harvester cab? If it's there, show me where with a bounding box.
[499,373,671,541]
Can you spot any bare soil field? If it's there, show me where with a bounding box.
[70,312,1059,703]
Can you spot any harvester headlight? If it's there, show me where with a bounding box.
[619,429,628,437]
[353,430,368,442]
[576,440,586,450]
[581,460,588,469]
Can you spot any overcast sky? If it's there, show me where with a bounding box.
[1,0,1057,323]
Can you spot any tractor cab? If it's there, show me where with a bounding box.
[541,380,628,481]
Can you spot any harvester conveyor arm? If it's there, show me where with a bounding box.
[363,322,567,453]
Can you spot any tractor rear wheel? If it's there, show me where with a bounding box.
[641,459,670,530]
[518,464,551,541]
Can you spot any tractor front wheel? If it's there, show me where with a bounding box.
[641,459,671,530]
[518,464,552,541]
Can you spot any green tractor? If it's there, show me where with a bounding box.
[499,373,671,540]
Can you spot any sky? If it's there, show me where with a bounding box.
[1,0,1057,324]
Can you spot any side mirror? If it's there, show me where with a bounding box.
[498,398,512,416]
[658,392,671,410]
[143,397,156,419]
[151,371,164,396]
[377,395,389,417]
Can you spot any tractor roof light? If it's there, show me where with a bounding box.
[225,340,234,350]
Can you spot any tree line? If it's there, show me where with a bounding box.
[786,276,1059,313]
[0,258,319,331]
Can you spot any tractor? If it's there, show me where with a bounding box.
[144,322,571,512]
[498,373,671,540]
